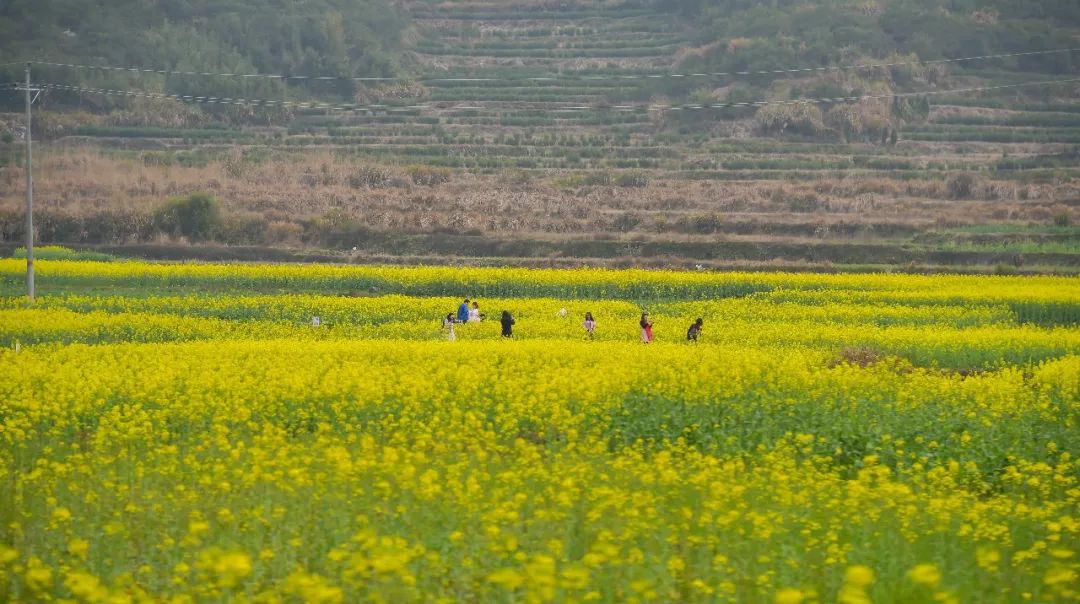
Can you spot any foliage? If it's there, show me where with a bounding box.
[156,192,223,242]
[0,0,406,114]
[659,0,1078,73]
[406,165,452,187]
[615,172,650,187]
[755,104,826,137]
[946,173,980,199]
[1053,207,1072,227]
[2,259,1078,324]
[643,0,1077,139]
[11,245,115,262]
[30,111,102,140]
[348,165,394,189]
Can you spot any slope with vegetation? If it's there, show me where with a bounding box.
[0,0,1077,271]
[0,0,406,116]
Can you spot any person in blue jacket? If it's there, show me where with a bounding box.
[457,299,471,323]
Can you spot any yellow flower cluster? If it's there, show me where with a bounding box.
[1,258,1077,315]
[2,291,1077,369]
[0,260,1077,601]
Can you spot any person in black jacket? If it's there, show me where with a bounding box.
[500,310,515,337]
[687,318,703,342]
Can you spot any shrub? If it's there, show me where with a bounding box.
[582,172,613,186]
[265,221,304,245]
[406,165,452,186]
[12,246,115,262]
[788,193,822,212]
[615,172,649,188]
[946,173,979,200]
[142,152,174,167]
[349,166,393,188]
[554,172,614,188]
[32,111,102,140]
[1052,207,1072,227]
[498,170,534,187]
[157,193,223,241]
[682,213,724,235]
[825,104,861,142]
[755,104,825,137]
[611,213,641,232]
[772,189,822,212]
[219,214,270,245]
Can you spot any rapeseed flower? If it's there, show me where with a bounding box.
[909,564,942,587]
[1,259,1077,601]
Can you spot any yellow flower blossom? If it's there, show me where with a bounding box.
[909,564,942,587]
[0,259,1078,601]
[775,588,805,604]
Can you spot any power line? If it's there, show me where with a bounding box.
[21,47,1080,84]
[38,77,1080,114]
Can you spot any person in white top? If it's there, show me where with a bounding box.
[582,312,596,339]
[443,313,457,341]
[469,301,483,323]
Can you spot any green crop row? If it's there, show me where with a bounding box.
[415,46,675,58]
[409,8,656,20]
[415,35,682,51]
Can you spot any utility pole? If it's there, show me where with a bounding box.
[16,63,40,301]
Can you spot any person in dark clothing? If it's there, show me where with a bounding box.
[687,318,703,342]
[500,310,515,337]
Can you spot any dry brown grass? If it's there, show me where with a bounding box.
[0,148,1074,245]
[829,346,888,368]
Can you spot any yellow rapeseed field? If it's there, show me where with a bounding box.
[0,259,1078,602]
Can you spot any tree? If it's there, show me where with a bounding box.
[158,193,223,241]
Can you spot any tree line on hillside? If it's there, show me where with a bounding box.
[0,0,1077,140]
[640,0,1078,140]
[652,0,1077,81]
[0,0,406,117]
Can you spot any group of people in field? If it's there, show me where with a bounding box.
[442,298,702,343]
[638,313,703,344]
[442,298,514,341]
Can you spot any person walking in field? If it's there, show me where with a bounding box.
[501,310,516,338]
[687,318,703,342]
[640,312,653,343]
[583,312,596,339]
[469,301,484,323]
[458,299,471,324]
[443,313,457,341]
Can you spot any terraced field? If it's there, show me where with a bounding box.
[0,0,1077,269]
